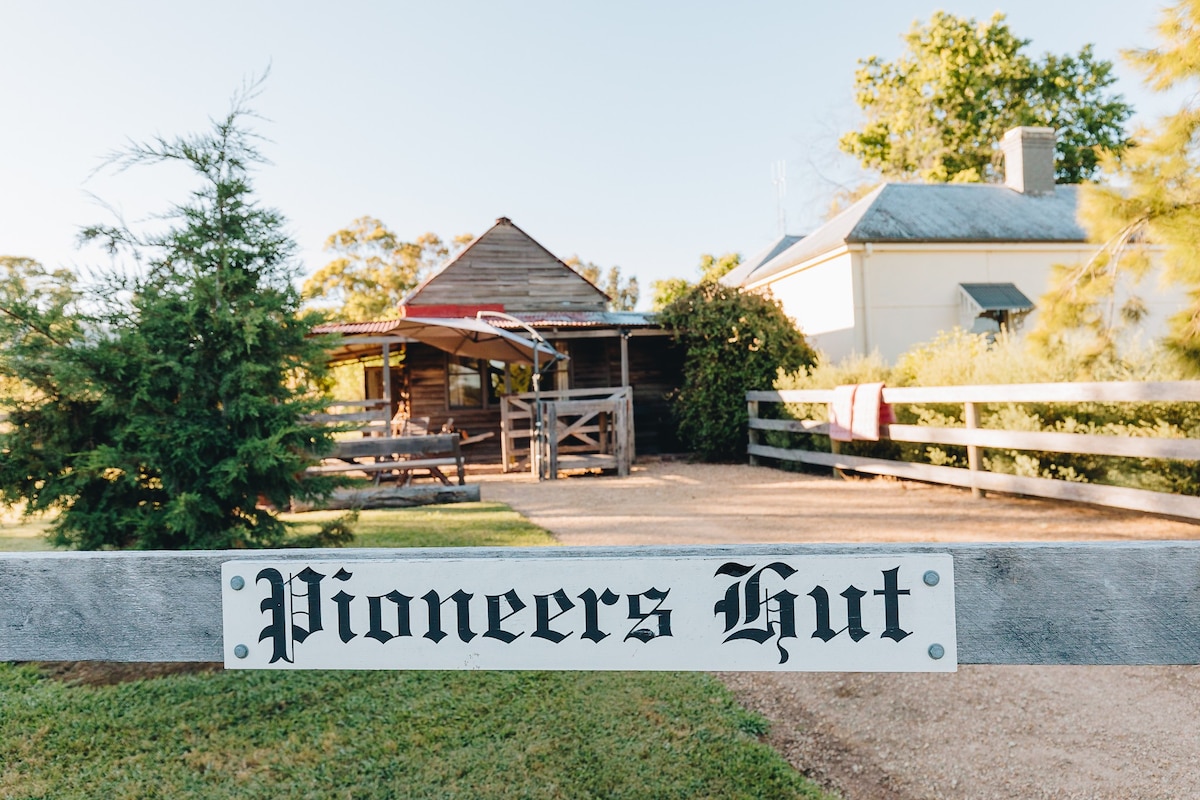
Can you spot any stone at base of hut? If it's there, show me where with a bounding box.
[292,484,480,512]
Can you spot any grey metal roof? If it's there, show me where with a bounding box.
[720,234,804,287]
[737,183,1088,286]
[959,283,1034,311]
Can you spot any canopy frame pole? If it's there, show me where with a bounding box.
[381,342,391,437]
[476,311,561,481]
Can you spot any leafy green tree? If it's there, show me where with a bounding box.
[840,12,1133,183]
[698,253,741,283]
[1032,0,1200,368]
[659,280,815,461]
[650,277,692,311]
[303,220,472,321]
[0,89,338,549]
[650,252,742,310]
[565,256,640,311]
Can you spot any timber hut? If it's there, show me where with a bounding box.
[314,217,683,467]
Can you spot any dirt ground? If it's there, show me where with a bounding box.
[479,460,1200,800]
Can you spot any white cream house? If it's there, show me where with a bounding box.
[726,127,1182,363]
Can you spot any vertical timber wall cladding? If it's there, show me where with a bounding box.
[568,338,617,389]
[567,335,683,455]
[628,336,684,454]
[406,344,503,458]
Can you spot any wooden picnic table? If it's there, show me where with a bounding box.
[306,433,465,486]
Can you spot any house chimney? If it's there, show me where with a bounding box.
[1001,127,1056,196]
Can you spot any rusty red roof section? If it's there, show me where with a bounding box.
[401,303,505,318]
[310,319,407,335]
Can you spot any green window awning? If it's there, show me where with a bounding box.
[958,283,1034,315]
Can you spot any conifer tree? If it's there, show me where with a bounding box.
[0,85,338,549]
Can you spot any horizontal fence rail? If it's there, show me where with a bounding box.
[747,382,1200,520]
[2,543,1200,666]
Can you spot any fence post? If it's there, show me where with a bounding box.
[965,401,983,499]
[545,401,559,479]
[827,401,846,480]
[500,397,512,473]
[747,399,760,466]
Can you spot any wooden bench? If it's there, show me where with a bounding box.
[306,433,465,486]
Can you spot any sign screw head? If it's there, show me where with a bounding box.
[230,575,245,591]
[234,644,249,659]
[923,570,940,587]
[928,643,945,660]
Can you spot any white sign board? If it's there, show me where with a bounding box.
[222,554,956,672]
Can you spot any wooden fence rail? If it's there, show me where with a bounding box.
[2,543,1199,665]
[747,381,1200,520]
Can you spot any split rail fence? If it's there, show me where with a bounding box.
[747,380,1200,520]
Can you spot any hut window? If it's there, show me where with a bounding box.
[448,356,483,408]
[448,357,510,408]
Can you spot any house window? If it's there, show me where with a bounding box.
[448,357,483,408]
[448,357,507,408]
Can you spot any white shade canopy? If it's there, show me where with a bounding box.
[312,316,566,366]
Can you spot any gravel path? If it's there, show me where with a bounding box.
[478,461,1200,800]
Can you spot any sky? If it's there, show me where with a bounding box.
[0,1,1185,309]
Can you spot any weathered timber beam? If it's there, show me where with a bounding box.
[2,543,1200,665]
[291,484,479,511]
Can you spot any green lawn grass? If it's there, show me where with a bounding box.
[282,502,558,548]
[1,503,834,800]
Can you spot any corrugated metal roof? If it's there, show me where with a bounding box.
[311,318,407,335]
[720,234,804,287]
[849,184,1085,243]
[494,311,660,329]
[737,183,1087,286]
[959,283,1035,311]
[312,312,661,337]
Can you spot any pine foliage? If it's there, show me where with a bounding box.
[0,87,338,549]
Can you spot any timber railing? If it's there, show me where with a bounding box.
[747,381,1200,521]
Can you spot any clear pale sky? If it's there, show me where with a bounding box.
[0,1,1182,308]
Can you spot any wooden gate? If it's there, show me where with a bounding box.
[501,387,633,478]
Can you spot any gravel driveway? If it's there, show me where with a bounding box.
[479,460,1200,800]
